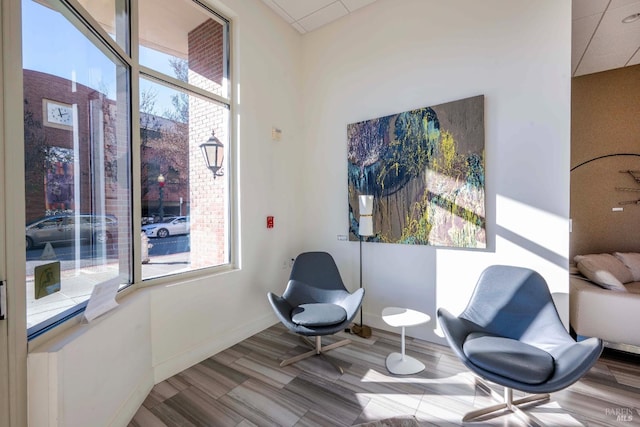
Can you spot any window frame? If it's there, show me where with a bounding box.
[22,0,236,340]
[136,0,233,282]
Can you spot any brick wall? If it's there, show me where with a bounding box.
[188,19,227,268]
[23,70,95,221]
[23,70,130,253]
[23,16,229,268]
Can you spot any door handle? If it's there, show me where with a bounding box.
[0,281,6,320]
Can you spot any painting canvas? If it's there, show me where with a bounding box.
[347,95,485,248]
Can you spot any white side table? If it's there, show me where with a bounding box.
[382,307,431,375]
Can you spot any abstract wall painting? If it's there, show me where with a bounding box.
[347,95,486,248]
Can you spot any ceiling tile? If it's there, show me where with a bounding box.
[572,13,603,74]
[261,0,295,23]
[273,0,335,20]
[609,0,640,10]
[576,1,640,74]
[587,2,640,53]
[298,2,349,32]
[572,0,609,20]
[341,0,377,13]
[576,50,631,75]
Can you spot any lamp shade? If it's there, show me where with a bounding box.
[358,195,374,237]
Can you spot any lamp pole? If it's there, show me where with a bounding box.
[158,174,165,220]
[354,194,374,339]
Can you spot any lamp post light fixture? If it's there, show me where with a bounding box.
[158,173,165,220]
[200,130,224,178]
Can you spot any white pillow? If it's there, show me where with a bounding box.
[574,253,632,292]
[614,252,640,281]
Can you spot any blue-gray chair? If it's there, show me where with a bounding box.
[268,252,364,373]
[437,265,603,424]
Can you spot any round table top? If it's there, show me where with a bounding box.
[382,307,430,328]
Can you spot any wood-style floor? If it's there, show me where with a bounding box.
[128,323,640,426]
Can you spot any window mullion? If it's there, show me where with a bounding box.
[140,66,231,107]
[59,0,133,67]
[130,0,143,284]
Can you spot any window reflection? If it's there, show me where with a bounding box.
[23,0,131,333]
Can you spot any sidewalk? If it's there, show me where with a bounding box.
[27,252,190,329]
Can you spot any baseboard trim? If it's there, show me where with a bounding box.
[108,372,154,427]
[153,312,278,383]
[603,340,640,355]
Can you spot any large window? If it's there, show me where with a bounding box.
[22,0,231,336]
[138,0,230,280]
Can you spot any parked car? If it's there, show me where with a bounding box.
[141,216,189,238]
[142,214,177,225]
[26,213,117,250]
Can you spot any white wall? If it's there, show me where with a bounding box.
[27,0,573,425]
[28,292,154,427]
[299,0,573,343]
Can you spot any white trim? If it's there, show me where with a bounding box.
[2,0,28,424]
[61,0,132,66]
[140,66,231,107]
[106,371,154,427]
[153,313,277,383]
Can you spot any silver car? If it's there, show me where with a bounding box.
[141,216,189,238]
[26,214,117,250]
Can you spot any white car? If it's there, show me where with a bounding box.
[141,216,189,238]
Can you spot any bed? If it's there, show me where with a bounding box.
[569,252,640,351]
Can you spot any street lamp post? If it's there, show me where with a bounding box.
[158,173,165,220]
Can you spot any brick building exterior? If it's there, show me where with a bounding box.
[24,70,190,222]
[23,17,228,268]
[188,18,227,268]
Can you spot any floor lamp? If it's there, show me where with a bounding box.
[353,194,373,339]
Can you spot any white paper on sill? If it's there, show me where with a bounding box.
[83,277,121,323]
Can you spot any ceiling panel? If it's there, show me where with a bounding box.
[341,0,377,13]
[298,2,349,32]
[260,0,640,77]
[261,0,379,34]
[572,13,604,73]
[261,0,294,23]
[610,0,640,9]
[272,0,335,20]
[576,1,640,75]
[572,0,608,20]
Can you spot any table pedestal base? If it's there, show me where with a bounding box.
[385,352,425,375]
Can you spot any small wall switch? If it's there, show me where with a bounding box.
[612,207,624,212]
[271,127,282,141]
[337,235,348,241]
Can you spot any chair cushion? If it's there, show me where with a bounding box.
[291,303,347,327]
[463,332,555,385]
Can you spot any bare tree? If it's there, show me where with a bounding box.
[166,58,189,124]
